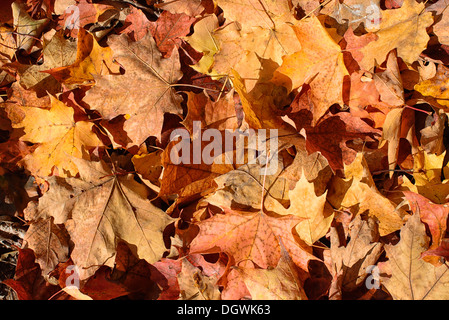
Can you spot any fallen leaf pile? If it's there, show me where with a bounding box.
[1,0,449,300]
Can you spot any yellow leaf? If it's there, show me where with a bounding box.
[185,14,219,74]
[328,153,404,236]
[266,172,333,245]
[45,28,120,85]
[7,95,104,177]
[271,15,349,125]
[414,65,449,107]
[359,0,433,70]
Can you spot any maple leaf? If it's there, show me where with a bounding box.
[177,258,221,300]
[209,18,302,81]
[359,0,433,70]
[216,0,292,33]
[329,215,382,296]
[183,90,240,133]
[190,207,315,271]
[204,160,289,211]
[380,213,449,300]
[159,138,233,204]
[17,31,77,96]
[150,258,183,300]
[327,153,404,236]
[340,27,378,73]
[184,14,219,74]
[292,112,381,172]
[3,0,449,301]
[3,248,59,300]
[82,32,183,146]
[432,5,449,46]
[22,216,70,278]
[232,69,295,131]
[378,107,417,176]
[73,242,155,300]
[148,10,196,58]
[155,0,206,17]
[56,0,117,38]
[404,191,449,265]
[5,94,104,177]
[44,28,120,85]
[280,149,332,196]
[24,158,175,280]
[419,112,446,155]
[132,150,163,192]
[329,0,381,32]
[235,244,308,300]
[265,173,333,246]
[272,15,349,125]
[119,6,152,42]
[372,50,404,107]
[414,64,449,108]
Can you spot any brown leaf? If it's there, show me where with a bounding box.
[22,217,70,278]
[380,213,449,299]
[82,32,183,146]
[329,215,382,296]
[236,246,308,300]
[25,158,175,280]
